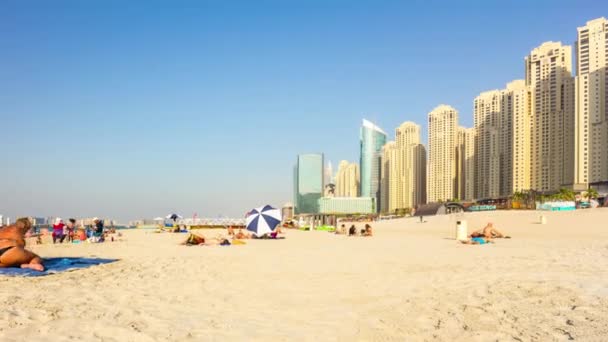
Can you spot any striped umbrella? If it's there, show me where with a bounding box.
[246,205,282,236]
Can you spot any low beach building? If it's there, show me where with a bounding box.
[318,197,375,214]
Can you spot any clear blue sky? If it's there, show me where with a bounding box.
[0,0,605,221]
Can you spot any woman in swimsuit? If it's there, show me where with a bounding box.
[0,218,45,271]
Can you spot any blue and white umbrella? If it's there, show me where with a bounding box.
[246,205,282,236]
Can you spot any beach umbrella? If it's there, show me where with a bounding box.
[166,213,182,221]
[246,205,282,236]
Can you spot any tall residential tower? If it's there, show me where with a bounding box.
[525,41,575,192]
[335,160,360,197]
[575,18,608,189]
[427,105,459,202]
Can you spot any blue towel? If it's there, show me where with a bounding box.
[0,257,118,277]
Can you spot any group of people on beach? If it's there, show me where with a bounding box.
[50,217,107,244]
[334,224,373,237]
[0,216,118,272]
[182,226,286,246]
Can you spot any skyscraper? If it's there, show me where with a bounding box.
[335,160,359,197]
[360,119,387,212]
[395,122,426,209]
[427,105,459,202]
[575,18,608,189]
[294,153,324,214]
[474,89,502,199]
[457,126,475,201]
[473,80,527,199]
[324,160,334,187]
[507,80,532,194]
[380,141,398,213]
[525,41,575,192]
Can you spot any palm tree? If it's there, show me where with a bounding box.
[586,188,599,201]
[557,188,576,201]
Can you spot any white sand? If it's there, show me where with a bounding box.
[2,209,608,341]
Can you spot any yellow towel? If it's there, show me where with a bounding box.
[232,240,246,245]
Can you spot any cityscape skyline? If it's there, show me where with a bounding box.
[1,2,605,221]
[293,16,608,215]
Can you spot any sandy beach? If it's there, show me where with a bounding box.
[2,209,608,341]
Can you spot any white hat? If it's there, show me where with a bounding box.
[55,217,63,224]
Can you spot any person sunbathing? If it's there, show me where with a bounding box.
[0,218,45,271]
[461,236,492,245]
[235,229,252,239]
[182,233,206,245]
[469,223,509,239]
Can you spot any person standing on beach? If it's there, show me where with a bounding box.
[65,218,76,243]
[92,218,104,242]
[52,218,66,244]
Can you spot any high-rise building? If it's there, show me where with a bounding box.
[474,89,502,199]
[427,105,459,202]
[324,160,334,187]
[473,80,528,199]
[335,160,360,197]
[294,153,324,214]
[457,127,475,201]
[380,141,399,213]
[575,18,608,189]
[360,119,387,212]
[508,80,532,194]
[395,122,426,209]
[525,41,575,192]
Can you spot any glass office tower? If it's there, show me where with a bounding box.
[294,153,324,214]
[360,119,387,212]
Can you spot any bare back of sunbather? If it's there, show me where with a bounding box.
[470,223,507,238]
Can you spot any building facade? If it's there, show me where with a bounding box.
[427,105,459,202]
[294,153,324,214]
[360,119,387,212]
[575,18,608,189]
[525,41,575,192]
[335,160,359,197]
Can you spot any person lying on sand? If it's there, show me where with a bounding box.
[0,218,45,271]
[461,236,493,245]
[235,229,252,239]
[469,223,510,239]
[182,233,230,246]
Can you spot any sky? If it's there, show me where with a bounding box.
[0,0,606,222]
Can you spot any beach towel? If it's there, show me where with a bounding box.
[0,257,118,277]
